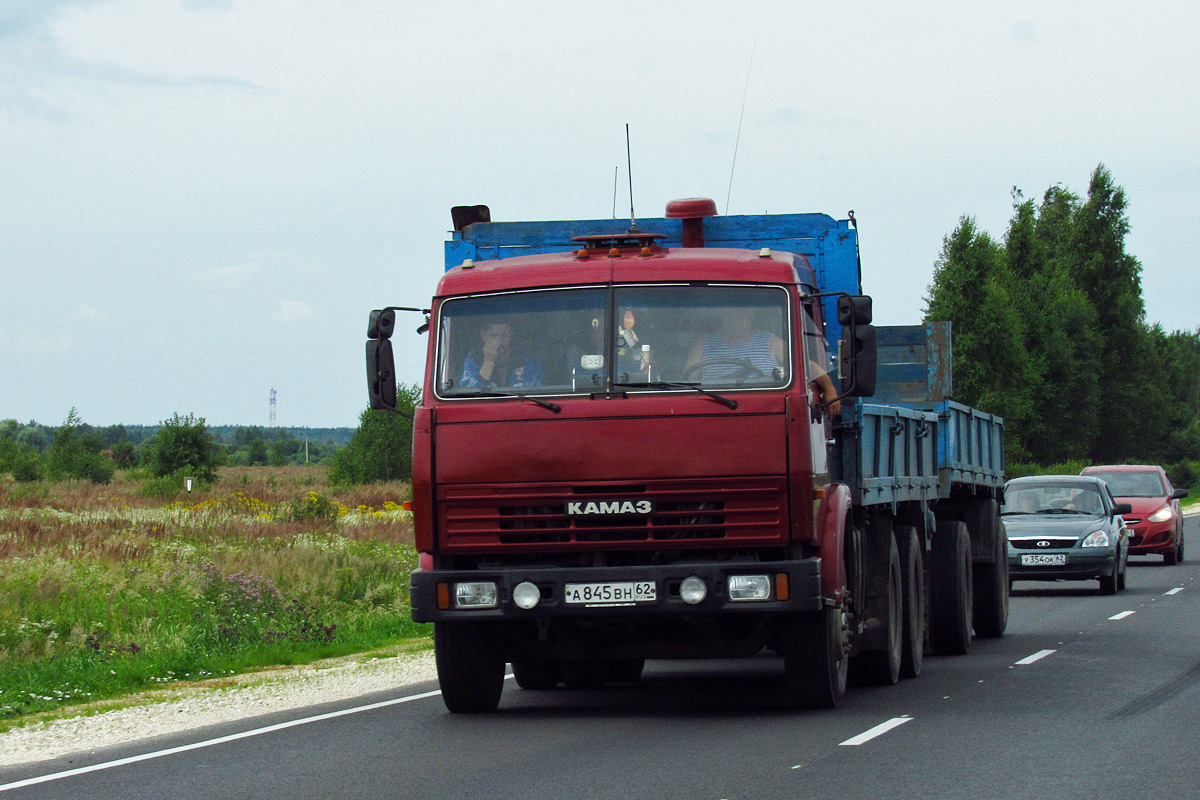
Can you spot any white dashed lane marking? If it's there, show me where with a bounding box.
[1165,588,1184,596]
[1109,610,1135,620]
[1014,649,1056,666]
[838,716,912,746]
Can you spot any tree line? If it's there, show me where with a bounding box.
[924,164,1200,487]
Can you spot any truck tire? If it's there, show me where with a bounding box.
[972,503,1009,639]
[895,525,925,679]
[782,606,848,709]
[608,658,646,683]
[930,521,973,656]
[512,657,561,690]
[434,622,505,712]
[560,660,608,689]
[851,534,902,686]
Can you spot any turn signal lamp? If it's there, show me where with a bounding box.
[609,247,621,258]
[454,581,499,608]
[728,575,772,601]
[576,249,590,259]
[680,576,707,605]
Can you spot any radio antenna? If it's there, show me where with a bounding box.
[725,41,756,215]
[626,123,638,231]
[612,166,618,219]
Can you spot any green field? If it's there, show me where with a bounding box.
[0,466,429,729]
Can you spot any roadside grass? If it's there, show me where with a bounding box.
[0,466,430,724]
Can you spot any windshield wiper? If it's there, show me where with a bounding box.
[459,389,561,413]
[1034,508,1087,515]
[612,381,738,410]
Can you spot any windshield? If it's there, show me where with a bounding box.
[1002,482,1106,516]
[434,285,793,398]
[1085,471,1167,497]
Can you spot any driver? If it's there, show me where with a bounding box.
[683,305,784,382]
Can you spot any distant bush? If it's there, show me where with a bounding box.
[0,435,43,482]
[290,491,340,522]
[1005,460,1090,480]
[148,413,221,483]
[328,385,420,486]
[44,409,115,484]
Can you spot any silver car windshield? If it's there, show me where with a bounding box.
[1003,483,1105,516]
[434,285,793,398]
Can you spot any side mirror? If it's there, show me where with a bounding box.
[367,339,397,410]
[368,309,396,340]
[839,322,877,398]
[1171,488,1189,500]
[1113,502,1133,516]
[836,295,873,326]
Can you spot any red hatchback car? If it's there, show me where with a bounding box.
[1081,465,1189,564]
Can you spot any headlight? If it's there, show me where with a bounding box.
[1081,530,1110,548]
[512,581,541,610]
[454,581,499,608]
[680,576,708,605]
[1148,505,1174,523]
[728,575,772,601]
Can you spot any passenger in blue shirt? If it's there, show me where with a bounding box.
[460,321,543,389]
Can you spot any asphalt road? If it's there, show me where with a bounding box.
[5,514,1199,800]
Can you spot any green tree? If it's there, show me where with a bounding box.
[329,385,420,485]
[45,408,115,483]
[925,217,1033,461]
[147,412,221,483]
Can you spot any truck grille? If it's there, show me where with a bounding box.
[440,478,785,550]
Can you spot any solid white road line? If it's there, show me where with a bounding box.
[1014,649,1056,666]
[1165,588,1184,596]
[838,716,912,746]
[1109,610,1135,620]
[0,688,445,793]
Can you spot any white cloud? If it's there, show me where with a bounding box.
[270,301,314,324]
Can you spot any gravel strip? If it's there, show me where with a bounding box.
[0,648,439,768]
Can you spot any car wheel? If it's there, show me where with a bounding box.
[1178,531,1185,564]
[1099,568,1118,595]
[1165,542,1179,566]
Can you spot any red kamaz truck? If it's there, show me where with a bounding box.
[366,197,1007,712]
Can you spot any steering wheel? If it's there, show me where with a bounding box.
[681,358,767,384]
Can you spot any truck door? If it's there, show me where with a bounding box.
[802,299,833,479]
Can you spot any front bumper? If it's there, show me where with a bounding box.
[410,559,823,623]
[1008,550,1116,582]
[1125,521,1175,555]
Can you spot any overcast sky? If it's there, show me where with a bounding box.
[2,1,1197,429]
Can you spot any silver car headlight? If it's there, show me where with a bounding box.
[1081,530,1110,548]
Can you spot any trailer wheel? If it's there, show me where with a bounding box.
[512,657,561,690]
[895,525,925,678]
[971,502,1009,639]
[435,622,505,712]
[782,606,848,709]
[851,534,902,686]
[930,521,973,655]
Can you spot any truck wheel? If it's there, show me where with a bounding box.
[608,658,646,683]
[930,521,973,655]
[851,534,902,686]
[782,606,848,709]
[434,622,505,712]
[895,525,925,679]
[972,506,1009,639]
[512,657,561,690]
[560,660,608,689]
